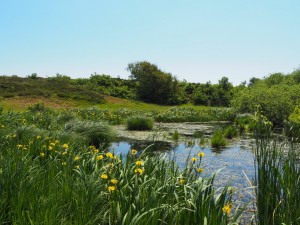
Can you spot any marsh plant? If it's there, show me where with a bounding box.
[253,114,300,225]
[172,130,180,141]
[0,112,244,224]
[64,120,115,147]
[223,125,238,139]
[126,116,154,131]
[211,129,227,149]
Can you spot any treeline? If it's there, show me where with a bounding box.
[232,69,300,127]
[22,61,237,106]
[2,61,300,127]
[67,61,236,106]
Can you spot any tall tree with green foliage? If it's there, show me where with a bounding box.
[127,61,185,105]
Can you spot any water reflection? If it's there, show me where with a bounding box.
[110,138,255,187]
[109,138,256,222]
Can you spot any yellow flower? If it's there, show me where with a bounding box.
[40,152,46,158]
[92,149,99,154]
[50,142,56,146]
[55,140,59,144]
[197,168,204,173]
[108,186,116,192]
[62,151,68,155]
[101,174,108,179]
[134,168,144,175]
[74,165,80,169]
[74,156,80,161]
[135,161,143,166]
[179,179,185,185]
[36,136,41,139]
[110,179,118,185]
[198,152,205,157]
[222,203,232,215]
[48,146,53,151]
[96,155,104,160]
[62,144,69,149]
[191,157,197,163]
[17,144,23,148]
[106,152,113,158]
[131,149,138,155]
[62,162,67,166]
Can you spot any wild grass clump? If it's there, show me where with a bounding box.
[211,129,227,149]
[65,120,115,147]
[126,117,153,130]
[253,113,300,224]
[172,130,180,141]
[254,140,300,225]
[223,125,238,139]
[28,102,46,112]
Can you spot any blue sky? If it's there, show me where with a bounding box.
[1,0,299,85]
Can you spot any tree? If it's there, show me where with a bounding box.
[127,61,183,105]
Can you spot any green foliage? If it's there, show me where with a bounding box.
[232,83,294,126]
[28,102,46,112]
[0,110,243,224]
[155,107,236,123]
[64,120,115,147]
[128,61,186,105]
[126,117,154,131]
[172,130,180,141]
[223,125,238,139]
[234,113,253,133]
[284,106,300,141]
[0,76,105,104]
[254,140,300,225]
[193,130,204,139]
[211,129,227,149]
[192,77,234,107]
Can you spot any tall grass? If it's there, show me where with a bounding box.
[126,117,154,130]
[253,115,300,225]
[211,129,227,149]
[0,110,244,224]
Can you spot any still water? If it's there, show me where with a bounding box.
[109,138,256,222]
[109,138,256,194]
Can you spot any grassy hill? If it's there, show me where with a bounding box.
[0,76,173,111]
[0,76,106,111]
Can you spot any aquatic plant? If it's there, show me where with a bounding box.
[126,116,154,131]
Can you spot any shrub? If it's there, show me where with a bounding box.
[126,117,153,131]
[211,129,227,149]
[232,84,294,126]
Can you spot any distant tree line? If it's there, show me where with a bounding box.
[16,61,300,127]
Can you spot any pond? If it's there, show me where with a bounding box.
[109,137,256,203]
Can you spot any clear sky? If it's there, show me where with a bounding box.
[1,0,299,85]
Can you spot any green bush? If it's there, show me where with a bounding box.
[211,129,227,149]
[126,117,153,131]
[232,83,295,127]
